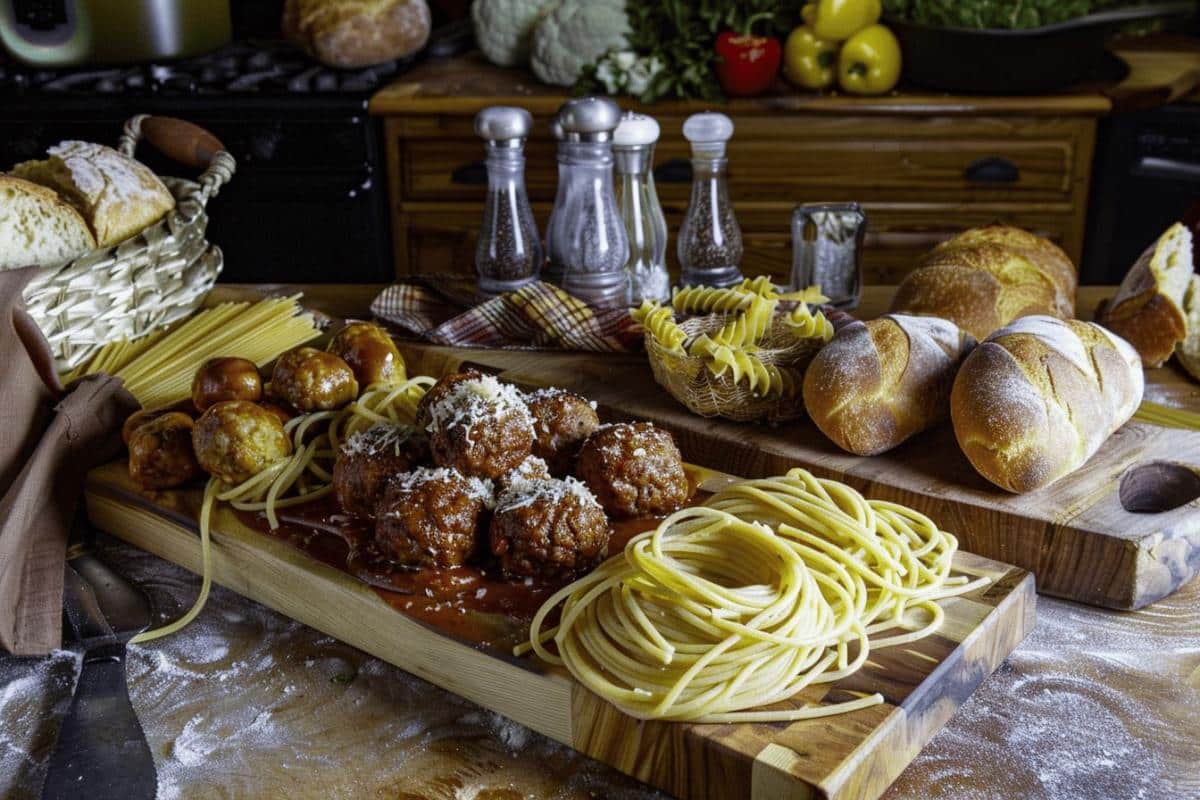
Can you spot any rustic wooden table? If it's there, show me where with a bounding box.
[2,284,1197,800]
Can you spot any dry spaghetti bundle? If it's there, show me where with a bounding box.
[522,468,986,723]
[63,296,321,410]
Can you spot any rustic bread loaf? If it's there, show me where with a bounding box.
[803,314,976,456]
[13,141,175,248]
[1178,274,1200,382]
[891,225,1077,340]
[950,316,1143,493]
[0,175,96,270]
[1096,223,1193,368]
[283,0,431,69]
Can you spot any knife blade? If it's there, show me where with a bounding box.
[42,556,157,800]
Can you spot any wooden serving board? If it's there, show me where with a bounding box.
[392,344,1200,611]
[86,462,1033,800]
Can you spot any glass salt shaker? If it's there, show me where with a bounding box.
[613,111,670,304]
[473,106,543,297]
[544,96,631,308]
[677,112,744,288]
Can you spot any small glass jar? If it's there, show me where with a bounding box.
[790,202,866,309]
[613,111,670,304]
[544,96,630,308]
[473,106,542,297]
[677,112,743,288]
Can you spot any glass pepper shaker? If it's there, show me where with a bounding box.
[544,96,631,308]
[613,111,670,304]
[473,106,543,297]
[543,117,567,279]
[677,112,744,288]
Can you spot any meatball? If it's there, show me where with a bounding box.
[489,477,610,580]
[525,388,601,475]
[128,412,201,490]
[374,467,493,568]
[577,422,689,517]
[192,357,263,411]
[192,400,292,485]
[497,454,551,492]
[327,322,406,388]
[122,408,164,445]
[415,369,482,430]
[426,374,534,480]
[268,347,358,412]
[333,423,429,518]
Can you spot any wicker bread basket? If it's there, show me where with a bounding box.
[22,114,237,372]
[645,312,829,424]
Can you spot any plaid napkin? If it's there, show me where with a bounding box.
[370,277,644,352]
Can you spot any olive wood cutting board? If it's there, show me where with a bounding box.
[393,344,1200,611]
[85,461,1033,800]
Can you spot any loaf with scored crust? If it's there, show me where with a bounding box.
[891,225,1077,341]
[803,314,975,456]
[950,316,1143,493]
[14,141,175,248]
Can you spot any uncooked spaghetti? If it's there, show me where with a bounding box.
[69,296,321,409]
[1133,399,1200,431]
[521,468,987,723]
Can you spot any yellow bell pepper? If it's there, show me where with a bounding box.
[813,0,881,41]
[783,26,838,91]
[838,24,901,95]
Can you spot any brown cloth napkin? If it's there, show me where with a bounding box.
[370,276,644,352]
[0,268,137,656]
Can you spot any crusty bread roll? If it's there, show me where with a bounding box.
[14,141,175,248]
[951,316,1143,493]
[1178,274,1200,382]
[1096,223,1193,368]
[284,0,431,69]
[0,176,96,270]
[891,225,1077,341]
[803,314,976,456]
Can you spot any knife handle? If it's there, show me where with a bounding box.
[41,647,157,800]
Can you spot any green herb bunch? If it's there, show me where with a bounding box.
[882,0,1150,29]
[575,0,805,103]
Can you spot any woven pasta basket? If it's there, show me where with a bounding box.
[645,312,828,425]
[22,114,237,372]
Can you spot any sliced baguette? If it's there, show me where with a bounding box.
[1178,273,1200,382]
[1096,223,1193,368]
[0,175,96,270]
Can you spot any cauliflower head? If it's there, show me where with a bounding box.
[530,0,630,87]
[472,0,560,68]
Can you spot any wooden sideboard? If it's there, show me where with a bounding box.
[368,49,1199,285]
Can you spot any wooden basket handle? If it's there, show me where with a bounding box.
[139,116,226,170]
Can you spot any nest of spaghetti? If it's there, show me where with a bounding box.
[635,278,835,424]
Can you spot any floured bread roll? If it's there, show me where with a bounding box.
[0,175,96,270]
[14,141,175,248]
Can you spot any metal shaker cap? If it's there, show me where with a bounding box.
[475,106,534,144]
[613,111,661,148]
[682,112,734,157]
[556,96,622,142]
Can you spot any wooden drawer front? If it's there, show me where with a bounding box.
[395,204,1076,286]
[400,136,1073,205]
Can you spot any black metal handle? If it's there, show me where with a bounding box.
[654,158,693,184]
[450,161,488,186]
[964,156,1020,185]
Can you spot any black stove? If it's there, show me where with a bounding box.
[0,40,411,283]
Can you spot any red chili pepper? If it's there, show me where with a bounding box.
[714,32,782,97]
